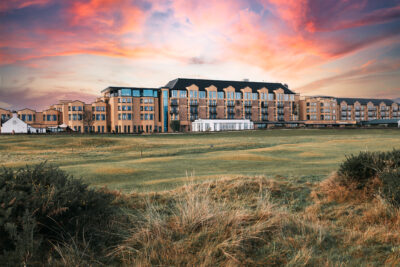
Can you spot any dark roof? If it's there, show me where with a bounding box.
[101,86,159,93]
[336,98,394,106]
[164,78,296,94]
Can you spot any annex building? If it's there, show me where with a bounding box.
[0,78,399,133]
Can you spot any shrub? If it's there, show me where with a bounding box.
[380,170,400,206]
[337,149,400,205]
[0,163,118,265]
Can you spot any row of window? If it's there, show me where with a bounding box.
[117,98,155,104]
[117,113,155,120]
[171,90,294,101]
[93,106,106,112]
[69,106,84,111]
[116,89,158,98]
[93,114,106,121]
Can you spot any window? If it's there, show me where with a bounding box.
[68,114,71,120]
[199,91,206,98]
[127,98,132,103]
[118,106,121,111]
[227,92,234,99]
[171,90,178,97]
[78,114,82,120]
[145,114,149,120]
[218,92,224,99]
[101,114,106,120]
[73,114,77,120]
[122,98,126,103]
[179,90,187,98]
[128,114,132,120]
[252,93,258,100]
[122,114,127,120]
[118,114,121,120]
[132,90,140,97]
[120,89,132,96]
[52,115,57,121]
[153,91,158,97]
[143,89,153,97]
[235,92,241,99]
[268,93,274,101]
[209,91,216,99]
[190,90,198,98]
[149,114,153,120]
[284,94,289,101]
[96,114,100,120]
[47,115,51,121]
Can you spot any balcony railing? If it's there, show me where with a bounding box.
[170,99,178,106]
[208,100,217,106]
[244,101,252,107]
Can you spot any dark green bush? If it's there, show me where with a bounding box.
[338,149,400,205]
[0,163,118,265]
[380,170,400,206]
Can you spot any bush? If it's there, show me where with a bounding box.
[380,170,400,206]
[0,163,118,265]
[337,149,400,205]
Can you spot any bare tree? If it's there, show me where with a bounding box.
[82,109,94,133]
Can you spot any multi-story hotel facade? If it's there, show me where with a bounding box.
[0,78,399,133]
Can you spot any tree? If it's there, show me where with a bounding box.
[170,120,180,132]
[82,109,94,133]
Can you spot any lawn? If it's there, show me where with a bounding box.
[0,128,399,192]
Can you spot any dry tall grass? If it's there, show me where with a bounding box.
[113,177,330,266]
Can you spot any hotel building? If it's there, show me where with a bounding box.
[0,78,399,133]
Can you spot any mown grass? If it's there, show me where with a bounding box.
[1,129,399,192]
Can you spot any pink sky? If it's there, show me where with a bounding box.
[0,0,399,110]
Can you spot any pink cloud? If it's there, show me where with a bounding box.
[0,0,51,12]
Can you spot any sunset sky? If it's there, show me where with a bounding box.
[0,0,400,111]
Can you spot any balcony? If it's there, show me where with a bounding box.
[170,99,178,106]
[208,100,217,106]
[170,108,179,114]
[190,100,198,106]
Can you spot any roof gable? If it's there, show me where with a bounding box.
[164,78,295,94]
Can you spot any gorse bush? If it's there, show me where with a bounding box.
[337,149,400,205]
[0,163,118,266]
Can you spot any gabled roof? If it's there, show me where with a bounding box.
[164,78,296,94]
[336,98,394,106]
[17,108,36,113]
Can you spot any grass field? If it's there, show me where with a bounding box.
[1,128,399,192]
